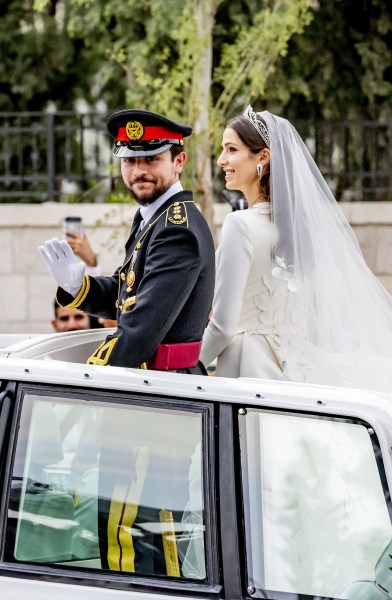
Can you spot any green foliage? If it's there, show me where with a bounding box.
[210,0,313,148]
[10,0,392,123]
[265,0,392,121]
[215,1,312,106]
[9,0,389,207]
[37,0,314,126]
[106,192,137,204]
[0,0,101,111]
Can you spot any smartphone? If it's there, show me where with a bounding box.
[63,216,84,238]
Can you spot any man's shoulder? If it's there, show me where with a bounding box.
[154,191,210,231]
[165,199,192,228]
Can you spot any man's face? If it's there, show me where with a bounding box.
[120,149,186,206]
[52,307,90,332]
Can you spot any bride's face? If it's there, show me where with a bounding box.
[217,128,261,200]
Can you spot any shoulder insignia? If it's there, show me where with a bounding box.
[166,202,188,227]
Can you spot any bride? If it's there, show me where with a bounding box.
[200,106,392,392]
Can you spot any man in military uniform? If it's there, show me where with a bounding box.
[39,109,215,374]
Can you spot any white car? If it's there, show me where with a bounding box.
[0,330,391,600]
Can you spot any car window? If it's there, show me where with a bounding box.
[239,409,392,599]
[5,391,207,581]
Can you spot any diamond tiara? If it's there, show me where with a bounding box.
[243,105,270,148]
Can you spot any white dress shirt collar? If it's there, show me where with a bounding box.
[139,180,183,228]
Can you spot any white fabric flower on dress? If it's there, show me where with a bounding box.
[272,256,299,292]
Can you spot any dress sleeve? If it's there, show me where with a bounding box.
[200,213,253,368]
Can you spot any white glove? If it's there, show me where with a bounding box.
[39,238,86,297]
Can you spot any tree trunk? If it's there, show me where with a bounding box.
[191,0,217,236]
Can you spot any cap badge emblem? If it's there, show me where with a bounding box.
[126,121,144,141]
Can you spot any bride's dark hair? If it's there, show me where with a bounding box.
[226,114,270,201]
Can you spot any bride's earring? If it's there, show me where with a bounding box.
[256,163,262,178]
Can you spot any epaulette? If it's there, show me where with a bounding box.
[165,201,188,227]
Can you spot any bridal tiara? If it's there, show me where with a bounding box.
[243,105,270,148]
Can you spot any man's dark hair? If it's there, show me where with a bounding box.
[170,145,184,160]
[52,298,103,328]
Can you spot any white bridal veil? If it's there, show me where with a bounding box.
[259,110,392,392]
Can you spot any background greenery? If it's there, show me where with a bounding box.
[4,0,390,118]
[1,0,391,213]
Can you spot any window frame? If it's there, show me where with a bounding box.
[0,381,16,486]
[0,382,221,597]
[237,405,392,600]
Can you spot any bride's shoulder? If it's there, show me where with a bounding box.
[218,210,256,245]
[222,209,251,230]
[224,207,268,229]
[224,208,252,223]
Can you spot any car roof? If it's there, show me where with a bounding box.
[0,331,391,427]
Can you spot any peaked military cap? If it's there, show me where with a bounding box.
[107,109,193,158]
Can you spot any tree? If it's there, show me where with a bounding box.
[265,0,392,121]
[0,0,102,111]
[34,0,314,227]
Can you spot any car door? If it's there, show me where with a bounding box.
[235,405,392,599]
[0,381,219,600]
[2,377,392,600]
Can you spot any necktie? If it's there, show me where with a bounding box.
[130,208,143,237]
[125,209,143,251]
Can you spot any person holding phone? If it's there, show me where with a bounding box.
[60,216,107,329]
[63,217,101,277]
[39,109,215,373]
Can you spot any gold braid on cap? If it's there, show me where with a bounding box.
[243,105,270,148]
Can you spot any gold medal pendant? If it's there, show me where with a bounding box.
[127,270,135,288]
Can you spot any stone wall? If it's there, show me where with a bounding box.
[0,202,391,334]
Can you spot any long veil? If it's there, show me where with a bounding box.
[260,111,392,393]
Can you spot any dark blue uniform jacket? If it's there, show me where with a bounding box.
[57,190,215,372]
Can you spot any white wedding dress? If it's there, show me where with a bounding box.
[201,203,302,380]
[202,110,392,392]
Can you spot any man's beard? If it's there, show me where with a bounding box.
[127,180,170,206]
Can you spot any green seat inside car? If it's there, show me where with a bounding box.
[14,402,75,563]
[15,487,75,562]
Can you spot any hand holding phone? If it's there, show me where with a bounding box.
[63,217,97,267]
[63,216,84,239]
